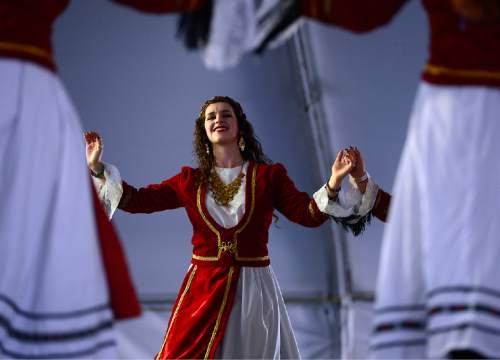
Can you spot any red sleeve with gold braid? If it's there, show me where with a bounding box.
[119,172,184,214]
[272,163,328,227]
[300,0,409,32]
[112,0,207,13]
[372,188,392,223]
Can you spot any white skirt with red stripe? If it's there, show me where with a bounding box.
[371,82,500,359]
[0,58,117,358]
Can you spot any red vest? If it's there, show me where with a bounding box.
[119,161,327,359]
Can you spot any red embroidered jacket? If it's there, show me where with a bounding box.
[301,0,500,87]
[118,161,327,359]
[119,161,328,267]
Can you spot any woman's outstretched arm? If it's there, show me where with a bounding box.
[85,131,183,217]
[271,151,354,227]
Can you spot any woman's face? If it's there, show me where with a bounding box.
[204,102,239,146]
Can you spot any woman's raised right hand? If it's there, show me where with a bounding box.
[84,131,104,174]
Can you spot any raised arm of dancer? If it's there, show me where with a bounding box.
[85,131,105,177]
[85,131,183,217]
[271,163,329,227]
[326,148,355,198]
[314,147,389,234]
[86,131,123,217]
[299,0,409,33]
[313,149,373,234]
[271,150,353,227]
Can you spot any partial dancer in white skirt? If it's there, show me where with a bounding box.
[0,59,118,358]
[297,0,500,357]
[371,83,500,359]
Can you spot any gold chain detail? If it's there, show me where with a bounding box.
[208,166,245,206]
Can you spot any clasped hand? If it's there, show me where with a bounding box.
[328,146,366,191]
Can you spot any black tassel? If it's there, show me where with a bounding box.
[177,0,214,50]
[330,212,373,237]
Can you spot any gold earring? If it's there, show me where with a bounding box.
[205,144,210,155]
[239,137,246,152]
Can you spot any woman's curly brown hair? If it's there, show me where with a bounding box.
[194,96,271,185]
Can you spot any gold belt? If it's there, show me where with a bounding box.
[426,64,500,81]
[192,252,270,263]
[0,41,52,63]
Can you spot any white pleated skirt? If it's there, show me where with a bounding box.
[216,266,300,359]
[371,82,500,358]
[0,58,116,358]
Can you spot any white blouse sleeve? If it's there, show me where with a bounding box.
[91,162,123,219]
[313,174,380,235]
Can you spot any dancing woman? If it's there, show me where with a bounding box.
[86,95,388,359]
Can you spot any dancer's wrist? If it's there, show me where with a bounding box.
[89,162,104,177]
[326,176,342,199]
[352,172,368,183]
[327,176,342,191]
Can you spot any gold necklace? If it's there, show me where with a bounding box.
[209,165,245,207]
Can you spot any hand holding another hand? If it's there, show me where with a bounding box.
[346,146,366,180]
[328,148,355,192]
[346,146,369,193]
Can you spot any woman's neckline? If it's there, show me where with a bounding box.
[214,161,247,170]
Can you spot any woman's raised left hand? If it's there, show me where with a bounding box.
[328,149,355,190]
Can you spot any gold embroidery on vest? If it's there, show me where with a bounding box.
[155,265,197,359]
[204,266,234,359]
[0,41,52,62]
[194,186,221,261]
[194,164,269,262]
[233,165,269,262]
[426,64,500,81]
